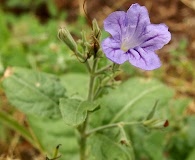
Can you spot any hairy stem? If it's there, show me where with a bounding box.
[79,56,98,160]
[76,50,91,73]
[86,121,142,136]
[94,64,111,75]
[87,57,98,100]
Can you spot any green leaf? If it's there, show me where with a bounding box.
[2,67,66,118]
[169,98,191,115]
[88,78,174,160]
[93,78,174,125]
[60,73,88,99]
[143,132,165,160]
[126,125,166,160]
[28,116,79,159]
[146,100,159,120]
[88,133,133,160]
[60,98,100,126]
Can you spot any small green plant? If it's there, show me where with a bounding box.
[0,2,194,160]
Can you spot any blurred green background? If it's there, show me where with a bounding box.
[0,0,195,160]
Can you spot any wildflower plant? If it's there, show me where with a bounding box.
[1,3,173,160]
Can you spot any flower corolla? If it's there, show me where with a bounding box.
[101,3,171,70]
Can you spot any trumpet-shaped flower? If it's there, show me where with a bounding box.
[101,3,171,70]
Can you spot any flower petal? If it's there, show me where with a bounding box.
[126,3,150,38]
[101,3,171,71]
[140,24,171,51]
[127,47,161,70]
[101,38,128,64]
[104,11,126,38]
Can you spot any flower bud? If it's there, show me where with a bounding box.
[142,119,169,129]
[58,27,77,52]
[92,19,101,40]
[79,31,90,50]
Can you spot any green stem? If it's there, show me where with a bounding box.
[76,51,91,73]
[79,56,98,160]
[79,115,89,160]
[118,125,135,160]
[93,86,103,100]
[87,56,98,101]
[86,121,141,136]
[94,64,111,75]
[87,75,95,101]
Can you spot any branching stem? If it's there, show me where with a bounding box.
[86,121,142,136]
[79,56,98,160]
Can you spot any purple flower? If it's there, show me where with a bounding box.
[101,3,171,70]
